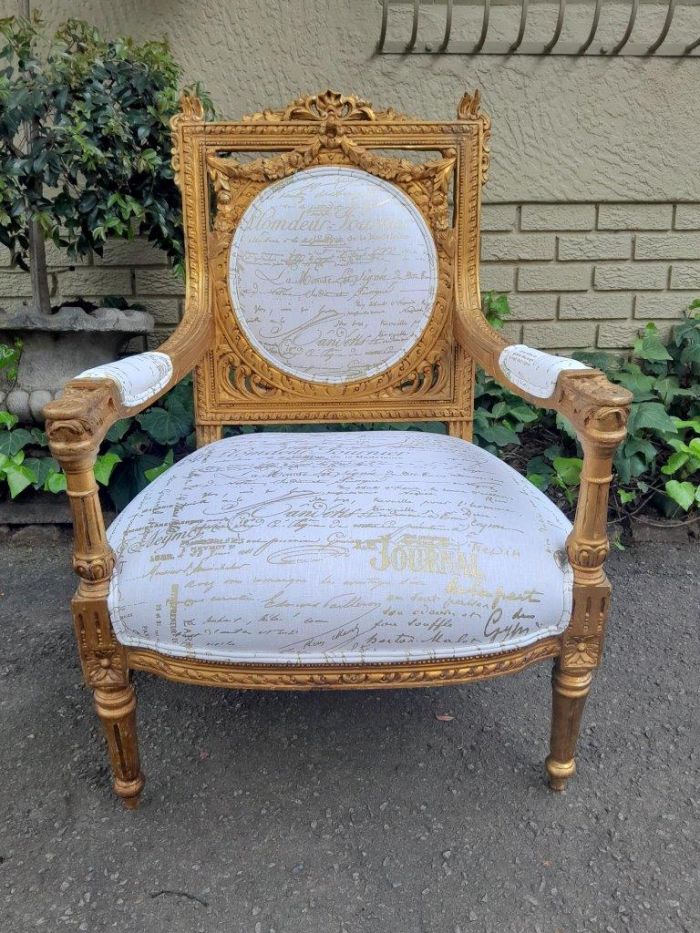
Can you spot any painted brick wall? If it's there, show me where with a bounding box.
[480,202,700,350]
[2,200,697,353]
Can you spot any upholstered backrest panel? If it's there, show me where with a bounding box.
[228,166,438,385]
[170,91,489,435]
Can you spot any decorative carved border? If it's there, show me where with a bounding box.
[169,90,485,436]
[127,637,561,691]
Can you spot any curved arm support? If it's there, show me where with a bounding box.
[43,303,213,609]
[455,301,632,672]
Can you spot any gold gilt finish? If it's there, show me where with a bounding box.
[44,91,632,808]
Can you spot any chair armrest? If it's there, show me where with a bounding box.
[455,300,633,595]
[454,301,632,437]
[44,312,212,460]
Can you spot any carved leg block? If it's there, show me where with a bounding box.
[545,664,593,792]
[93,685,144,808]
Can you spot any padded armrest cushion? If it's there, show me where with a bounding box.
[499,345,590,400]
[76,351,173,408]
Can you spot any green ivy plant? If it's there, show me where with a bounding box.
[0,408,120,498]
[0,13,213,312]
[0,337,22,381]
[475,296,700,518]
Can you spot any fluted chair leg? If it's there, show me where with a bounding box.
[545,662,593,791]
[93,684,145,809]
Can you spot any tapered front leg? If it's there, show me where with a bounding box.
[93,684,144,809]
[546,664,593,791]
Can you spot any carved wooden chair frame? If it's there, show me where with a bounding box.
[45,90,632,808]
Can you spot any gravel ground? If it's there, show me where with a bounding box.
[0,534,698,933]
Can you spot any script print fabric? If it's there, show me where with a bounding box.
[499,345,590,400]
[77,352,173,407]
[107,432,574,665]
[228,166,438,384]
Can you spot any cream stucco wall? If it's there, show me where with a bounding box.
[2,0,699,349]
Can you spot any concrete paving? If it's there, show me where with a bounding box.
[1,535,698,933]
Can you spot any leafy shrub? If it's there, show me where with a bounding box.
[477,294,700,517]
[0,14,212,287]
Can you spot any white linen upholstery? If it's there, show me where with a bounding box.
[499,345,589,400]
[228,166,438,384]
[77,351,173,407]
[107,432,573,665]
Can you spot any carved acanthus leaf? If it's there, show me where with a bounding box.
[243,90,410,124]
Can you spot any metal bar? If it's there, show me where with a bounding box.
[578,0,603,54]
[439,0,454,52]
[378,0,390,52]
[647,0,676,54]
[511,0,529,53]
[474,0,491,54]
[379,39,698,57]
[610,0,639,54]
[407,0,420,52]
[544,0,567,53]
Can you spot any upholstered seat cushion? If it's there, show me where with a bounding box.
[107,432,573,665]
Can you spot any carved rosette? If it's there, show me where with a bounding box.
[560,582,610,672]
[74,600,129,688]
[85,648,127,686]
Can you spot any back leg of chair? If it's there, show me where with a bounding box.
[545,662,593,791]
[93,683,145,808]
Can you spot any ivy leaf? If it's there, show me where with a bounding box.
[23,456,59,488]
[633,323,673,362]
[144,448,174,482]
[0,411,18,430]
[106,418,131,442]
[3,462,36,498]
[628,402,678,437]
[527,473,550,492]
[661,451,689,476]
[45,471,67,493]
[673,417,700,434]
[617,489,636,505]
[509,404,539,424]
[0,427,34,456]
[138,397,193,445]
[94,452,121,486]
[613,369,657,401]
[553,456,583,488]
[664,480,697,511]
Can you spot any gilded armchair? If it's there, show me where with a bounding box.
[44,90,631,808]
